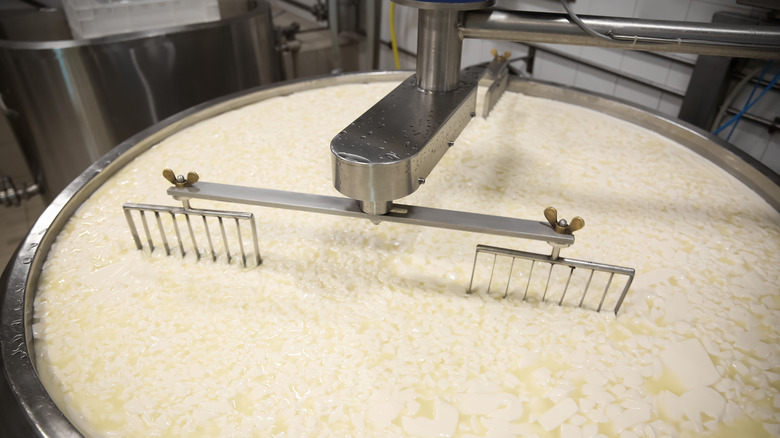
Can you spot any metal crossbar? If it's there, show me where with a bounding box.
[123,203,262,267]
[468,244,635,315]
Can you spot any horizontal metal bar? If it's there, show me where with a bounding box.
[460,10,780,59]
[168,182,574,245]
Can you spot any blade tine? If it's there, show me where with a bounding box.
[467,248,481,294]
[124,208,142,250]
[541,262,554,302]
[202,215,217,262]
[236,217,247,267]
[596,272,615,313]
[219,217,231,264]
[184,213,200,261]
[523,261,535,301]
[171,212,185,257]
[559,266,575,305]
[155,211,170,256]
[486,253,498,294]
[579,270,595,308]
[613,272,635,315]
[249,216,262,266]
[503,257,515,299]
[139,210,155,254]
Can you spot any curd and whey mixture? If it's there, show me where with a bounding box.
[33,81,780,437]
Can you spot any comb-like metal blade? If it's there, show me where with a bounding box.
[468,244,635,315]
[123,203,261,267]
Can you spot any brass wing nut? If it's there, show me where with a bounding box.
[490,48,511,62]
[163,168,199,188]
[544,206,584,235]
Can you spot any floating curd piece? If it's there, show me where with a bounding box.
[401,399,458,437]
[454,392,524,421]
[735,329,772,359]
[659,338,720,391]
[765,423,780,436]
[538,398,579,431]
[365,400,404,428]
[560,423,583,438]
[481,417,536,437]
[661,293,692,323]
[581,423,598,438]
[531,367,552,385]
[656,390,683,423]
[612,403,652,432]
[680,386,726,432]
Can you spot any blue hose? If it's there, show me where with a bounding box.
[713,62,779,138]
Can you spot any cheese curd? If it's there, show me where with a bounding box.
[33,81,780,437]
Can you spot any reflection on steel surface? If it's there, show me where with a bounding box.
[0,1,281,203]
[330,66,485,214]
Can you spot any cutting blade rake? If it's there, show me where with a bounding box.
[123,202,261,267]
[467,244,635,315]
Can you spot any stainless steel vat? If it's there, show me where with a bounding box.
[1,71,778,437]
[0,0,281,203]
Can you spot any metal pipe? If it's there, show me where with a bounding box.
[328,0,343,72]
[363,0,380,70]
[460,10,780,60]
[723,108,778,130]
[1,176,39,207]
[417,9,463,91]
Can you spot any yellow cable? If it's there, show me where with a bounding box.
[389,2,401,70]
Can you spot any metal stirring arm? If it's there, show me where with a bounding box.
[164,180,635,315]
[167,181,574,247]
[126,171,634,315]
[331,65,485,216]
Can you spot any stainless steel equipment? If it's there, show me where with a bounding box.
[0,0,281,204]
[331,0,780,216]
[2,72,779,437]
[124,168,262,267]
[469,244,634,314]
[122,45,633,315]
[3,0,780,434]
[468,207,634,314]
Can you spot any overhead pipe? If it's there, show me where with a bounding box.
[459,10,780,60]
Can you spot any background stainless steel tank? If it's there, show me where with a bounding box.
[0,0,282,203]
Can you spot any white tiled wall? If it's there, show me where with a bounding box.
[379,0,780,175]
